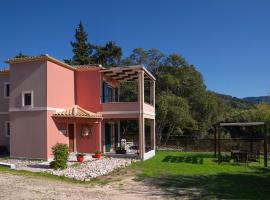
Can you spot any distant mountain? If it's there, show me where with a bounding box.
[214,93,270,109]
[213,92,255,109]
[243,96,270,104]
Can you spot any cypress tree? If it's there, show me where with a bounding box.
[67,21,93,65]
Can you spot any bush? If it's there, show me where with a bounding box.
[95,150,101,154]
[50,143,69,170]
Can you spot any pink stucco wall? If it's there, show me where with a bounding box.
[0,73,10,148]
[46,60,75,158]
[9,60,75,160]
[75,70,102,112]
[9,61,47,159]
[76,120,101,153]
[10,111,47,159]
[46,61,75,108]
[47,111,69,158]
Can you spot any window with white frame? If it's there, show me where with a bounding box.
[4,82,10,98]
[22,91,33,107]
[5,121,10,137]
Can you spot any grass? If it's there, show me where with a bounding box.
[131,151,270,199]
[1,151,269,199]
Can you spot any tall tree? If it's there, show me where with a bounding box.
[94,41,122,67]
[121,48,165,72]
[66,21,93,65]
[14,52,29,58]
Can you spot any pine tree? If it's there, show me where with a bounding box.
[67,21,93,65]
[14,52,29,58]
[94,41,122,67]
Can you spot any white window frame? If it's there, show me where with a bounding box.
[5,121,10,137]
[3,82,10,99]
[21,90,34,108]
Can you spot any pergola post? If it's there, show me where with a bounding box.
[150,81,155,106]
[217,126,221,160]
[214,126,217,158]
[138,70,145,160]
[151,119,156,150]
[264,124,268,167]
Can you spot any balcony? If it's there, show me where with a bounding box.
[100,65,155,119]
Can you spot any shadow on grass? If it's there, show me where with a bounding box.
[162,155,204,164]
[141,167,270,199]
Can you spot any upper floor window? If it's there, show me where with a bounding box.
[102,82,118,103]
[5,121,10,137]
[4,82,10,98]
[22,91,33,107]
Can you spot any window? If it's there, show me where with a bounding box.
[5,121,10,137]
[4,82,10,98]
[102,82,115,103]
[22,91,33,107]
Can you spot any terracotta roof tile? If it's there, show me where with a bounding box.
[53,105,102,119]
[73,65,105,71]
[6,54,75,71]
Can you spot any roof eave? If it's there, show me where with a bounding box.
[6,55,75,71]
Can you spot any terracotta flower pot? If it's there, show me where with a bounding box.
[95,153,102,159]
[77,155,84,163]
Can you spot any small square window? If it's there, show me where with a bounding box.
[5,122,10,137]
[24,93,32,106]
[4,82,10,98]
[22,91,33,107]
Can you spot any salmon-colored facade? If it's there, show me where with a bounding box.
[0,55,155,160]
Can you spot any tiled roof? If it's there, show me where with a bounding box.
[73,65,105,71]
[53,105,102,119]
[5,55,106,71]
[6,54,75,71]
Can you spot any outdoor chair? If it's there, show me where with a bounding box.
[248,151,260,162]
[231,150,248,163]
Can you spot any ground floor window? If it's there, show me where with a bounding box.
[5,121,10,137]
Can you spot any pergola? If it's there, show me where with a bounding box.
[100,65,155,82]
[214,122,268,167]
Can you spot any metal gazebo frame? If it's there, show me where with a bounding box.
[214,122,268,167]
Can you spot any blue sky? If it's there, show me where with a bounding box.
[0,0,270,98]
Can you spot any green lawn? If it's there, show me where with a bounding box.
[132,151,270,199]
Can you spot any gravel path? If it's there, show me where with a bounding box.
[1,157,135,180]
[0,158,42,168]
[0,171,169,200]
[47,157,134,181]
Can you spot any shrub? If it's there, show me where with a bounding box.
[50,143,69,170]
[95,150,101,154]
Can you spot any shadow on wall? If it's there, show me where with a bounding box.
[140,167,270,199]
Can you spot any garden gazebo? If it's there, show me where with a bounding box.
[214,122,268,167]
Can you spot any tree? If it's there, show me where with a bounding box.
[66,21,94,65]
[14,52,29,58]
[121,48,165,72]
[94,41,122,67]
[156,93,197,144]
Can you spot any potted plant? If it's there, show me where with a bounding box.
[95,150,102,159]
[115,146,127,154]
[76,153,86,163]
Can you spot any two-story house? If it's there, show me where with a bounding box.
[0,55,155,160]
